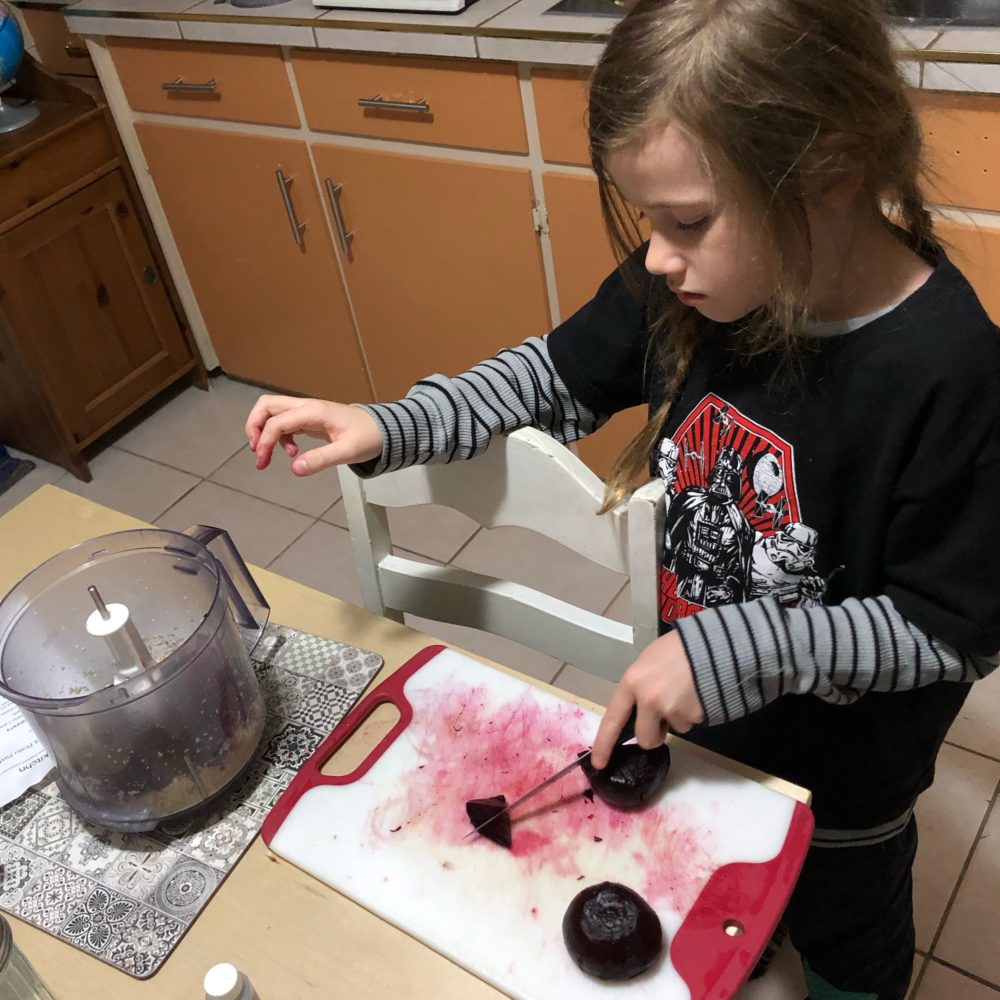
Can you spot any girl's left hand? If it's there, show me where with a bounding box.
[590,630,705,770]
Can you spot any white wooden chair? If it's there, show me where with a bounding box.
[337,427,666,683]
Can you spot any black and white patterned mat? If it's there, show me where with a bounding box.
[0,623,383,978]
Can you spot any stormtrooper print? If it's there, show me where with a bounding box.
[658,393,826,622]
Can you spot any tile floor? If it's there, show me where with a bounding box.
[4,374,999,999]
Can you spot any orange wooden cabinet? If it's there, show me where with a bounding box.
[542,169,646,478]
[532,67,591,167]
[916,91,1000,212]
[110,39,299,128]
[135,123,373,403]
[18,7,96,78]
[293,51,528,155]
[311,143,550,401]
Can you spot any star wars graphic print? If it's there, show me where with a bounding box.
[657,393,826,623]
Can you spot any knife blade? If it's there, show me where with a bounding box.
[464,707,638,841]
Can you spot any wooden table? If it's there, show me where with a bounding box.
[0,486,807,999]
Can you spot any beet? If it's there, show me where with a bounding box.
[563,881,663,980]
[465,795,512,848]
[581,743,671,808]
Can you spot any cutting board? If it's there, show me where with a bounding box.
[262,646,813,1000]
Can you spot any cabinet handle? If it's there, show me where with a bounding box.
[324,179,354,255]
[64,43,89,59]
[161,77,218,93]
[276,170,306,248]
[357,95,430,114]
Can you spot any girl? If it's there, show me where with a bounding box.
[247,1,1000,996]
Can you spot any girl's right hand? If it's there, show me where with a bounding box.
[245,395,384,476]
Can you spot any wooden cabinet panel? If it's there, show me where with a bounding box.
[543,169,647,479]
[532,68,591,166]
[936,220,1000,323]
[20,7,96,77]
[0,171,192,444]
[135,123,372,402]
[110,39,299,128]
[294,51,528,154]
[543,171,615,318]
[0,108,115,226]
[916,91,1000,211]
[311,144,548,401]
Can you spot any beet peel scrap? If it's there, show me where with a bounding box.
[465,795,512,848]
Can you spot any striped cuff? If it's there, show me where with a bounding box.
[674,594,998,727]
[674,598,798,726]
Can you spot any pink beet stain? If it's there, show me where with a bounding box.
[367,681,717,912]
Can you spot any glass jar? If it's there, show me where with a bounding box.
[0,915,56,999]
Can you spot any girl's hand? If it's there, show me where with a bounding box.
[591,631,705,769]
[245,395,383,475]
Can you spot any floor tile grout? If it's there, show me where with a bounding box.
[265,516,322,570]
[922,956,1000,993]
[926,774,1000,963]
[445,525,483,566]
[942,738,1000,767]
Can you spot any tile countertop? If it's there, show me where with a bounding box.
[41,0,1000,81]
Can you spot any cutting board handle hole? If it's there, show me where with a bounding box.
[723,919,745,937]
[320,702,402,777]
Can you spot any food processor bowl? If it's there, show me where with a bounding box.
[0,526,269,832]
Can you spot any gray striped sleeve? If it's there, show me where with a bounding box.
[349,335,607,477]
[675,595,999,726]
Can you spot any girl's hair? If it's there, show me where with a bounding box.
[591,0,935,512]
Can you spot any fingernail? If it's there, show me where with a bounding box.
[292,458,307,475]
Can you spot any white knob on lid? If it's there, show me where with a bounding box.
[204,963,259,1000]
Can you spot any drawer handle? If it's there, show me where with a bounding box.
[276,170,306,249]
[64,43,89,59]
[357,95,430,114]
[324,179,355,256]
[162,77,218,93]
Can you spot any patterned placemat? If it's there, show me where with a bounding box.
[0,623,383,978]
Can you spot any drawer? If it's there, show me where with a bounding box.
[0,113,116,226]
[916,91,1000,211]
[532,68,591,167]
[292,51,527,154]
[20,8,96,78]
[108,39,299,128]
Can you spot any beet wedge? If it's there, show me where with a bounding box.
[465,795,513,848]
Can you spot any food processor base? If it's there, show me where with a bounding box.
[57,749,261,833]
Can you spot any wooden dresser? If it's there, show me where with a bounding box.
[0,59,206,481]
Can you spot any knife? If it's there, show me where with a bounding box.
[464,707,639,840]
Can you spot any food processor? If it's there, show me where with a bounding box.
[0,526,269,832]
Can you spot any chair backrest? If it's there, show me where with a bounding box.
[337,427,665,683]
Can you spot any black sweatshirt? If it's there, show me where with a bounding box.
[356,245,1000,842]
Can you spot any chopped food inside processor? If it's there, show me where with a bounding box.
[563,881,663,980]
[465,795,512,848]
[580,743,671,808]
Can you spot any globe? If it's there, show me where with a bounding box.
[0,2,39,134]
[0,2,25,90]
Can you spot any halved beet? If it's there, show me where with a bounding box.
[581,743,670,808]
[563,881,662,980]
[465,795,512,848]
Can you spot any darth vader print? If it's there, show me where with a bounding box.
[657,394,826,623]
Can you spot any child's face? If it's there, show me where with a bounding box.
[607,124,775,323]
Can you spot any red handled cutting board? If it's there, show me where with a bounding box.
[262,645,813,999]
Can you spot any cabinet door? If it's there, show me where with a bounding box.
[135,124,372,402]
[0,170,192,445]
[311,144,550,401]
[544,171,648,480]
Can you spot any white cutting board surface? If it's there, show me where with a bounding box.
[264,646,812,1000]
